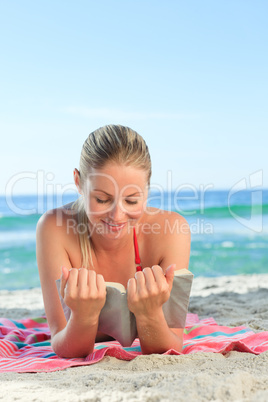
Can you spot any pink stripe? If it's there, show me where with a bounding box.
[1,314,268,373]
[0,341,18,357]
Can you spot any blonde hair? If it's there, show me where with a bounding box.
[72,124,151,269]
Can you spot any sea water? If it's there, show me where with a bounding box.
[0,190,267,290]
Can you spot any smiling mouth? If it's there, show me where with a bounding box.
[102,220,127,229]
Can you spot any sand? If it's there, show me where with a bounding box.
[1,274,268,402]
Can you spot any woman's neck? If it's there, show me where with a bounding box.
[90,229,133,255]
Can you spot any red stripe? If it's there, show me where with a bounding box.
[133,227,142,270]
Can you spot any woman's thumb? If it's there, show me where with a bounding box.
[165,264,176,289]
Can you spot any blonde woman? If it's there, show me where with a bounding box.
[36,125,191,357]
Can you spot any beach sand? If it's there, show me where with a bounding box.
[1,274,268,402]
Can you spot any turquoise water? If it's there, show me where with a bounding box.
[0,190,268,290]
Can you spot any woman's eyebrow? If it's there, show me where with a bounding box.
[125,191,143,197]
[93,189,112,196]
[93,189,143,197]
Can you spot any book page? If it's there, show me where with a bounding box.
[174,268,192,276]
[105,281,126,294]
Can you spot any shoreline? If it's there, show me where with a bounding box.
[1,273,268,401]
[1,273,268,318]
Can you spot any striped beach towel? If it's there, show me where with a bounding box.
[0,314,267,373]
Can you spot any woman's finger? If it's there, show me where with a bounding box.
[60,266,70,299]
[65,268,79,297]
[135,270,146,291]
[77,268,90,296]
[96,274,106,296]
[142,267,156,292]
[87,269,98,293]
[127,277,137,300]
[151,265,165,283]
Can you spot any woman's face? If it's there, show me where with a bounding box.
[78,163,148,239]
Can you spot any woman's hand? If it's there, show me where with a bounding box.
[127,264,175,319]
[60,267,106,323]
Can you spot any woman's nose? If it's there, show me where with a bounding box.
[109,202,125,221]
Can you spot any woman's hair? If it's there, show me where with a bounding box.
[72,124,152,269]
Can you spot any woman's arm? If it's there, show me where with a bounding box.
[51,267,106,357]
[128,212,191,354]
[128,264,183,353]
[36,210,106,358]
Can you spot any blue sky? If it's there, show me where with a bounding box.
[1,0,267,195]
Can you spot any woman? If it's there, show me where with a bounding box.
[36,125,191,357]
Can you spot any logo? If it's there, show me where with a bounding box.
[228,170,263,233]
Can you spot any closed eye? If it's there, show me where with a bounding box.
[125,199,138,205]
[96,197,139,205]
[96,198,111,204]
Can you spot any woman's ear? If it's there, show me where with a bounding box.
[73,168,82,195]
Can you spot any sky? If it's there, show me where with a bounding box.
[0,0,267,196]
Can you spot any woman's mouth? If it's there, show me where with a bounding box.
[102,220,127,231]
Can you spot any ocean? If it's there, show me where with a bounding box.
[0,190,268,290]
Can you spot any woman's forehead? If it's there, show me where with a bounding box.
[85,164,147,194]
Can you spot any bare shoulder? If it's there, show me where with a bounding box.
[36,203,78,236]
[141,207,190,237]
[138,208,191,270]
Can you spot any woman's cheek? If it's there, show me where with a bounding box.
[86,199,110,217]
[127,205,144,220]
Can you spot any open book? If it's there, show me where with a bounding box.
[56,269,193,347]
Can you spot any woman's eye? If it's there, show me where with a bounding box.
[96,198,110,204]
[125,199,138,205]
